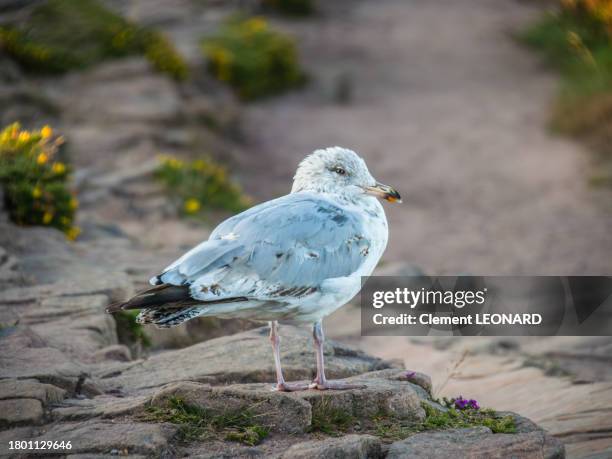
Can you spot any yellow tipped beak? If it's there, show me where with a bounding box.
[364,183,402,203]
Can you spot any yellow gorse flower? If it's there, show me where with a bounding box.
[52,162,66,174]
[66,226,81,241]
[43,211,54,224]
[37,152,48,165]
[18,131,31,143]
[41,125,53,139]
[184,198,201,214]
[32,186,42,199]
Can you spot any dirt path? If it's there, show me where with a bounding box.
[240,0,612,276]
[240,2,612,456]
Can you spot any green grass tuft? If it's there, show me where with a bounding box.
[144,397,269,445]
[310,399,357,436]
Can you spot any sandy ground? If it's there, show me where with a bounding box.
[238,1,612,457]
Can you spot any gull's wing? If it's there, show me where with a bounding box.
[153,192,372,302]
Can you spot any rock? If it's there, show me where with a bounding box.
[151,381,312,434]
[0,427,35,457]
[0,379,66,405]
[149,370,426,435]
[298,370,426,422]
[0,327,101,396]
[387,425,565,459]
[93,344,132,362]
[282,434,383,459]
[102,326,395,392]
[52,59,182,124]
[0,398,44,426]
[52,394,150,421]
[392,370,432,395]
[31,312,118,360]
[33,421,178,456]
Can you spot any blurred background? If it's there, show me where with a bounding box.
[1,0,611,457]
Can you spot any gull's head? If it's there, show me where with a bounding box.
[291,147,401,203]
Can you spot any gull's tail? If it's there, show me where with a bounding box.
[105,284,247,328]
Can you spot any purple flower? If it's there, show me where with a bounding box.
[453,396,479,410]
[404,371,416,379]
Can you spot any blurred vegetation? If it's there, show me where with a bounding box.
[155,155,250,217]
[262,0,316,16]
[522,0,612,185]
[115,309,151,350]
[0,122,79,239]
[0,0,187,80]
[201,16,304,100]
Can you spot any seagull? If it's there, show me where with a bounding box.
[107,147,401,391]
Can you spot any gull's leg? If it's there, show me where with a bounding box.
[269,321,309,392]
[309,320,366,390]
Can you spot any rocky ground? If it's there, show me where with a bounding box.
[0,0,610,457]
[0,214,565,458]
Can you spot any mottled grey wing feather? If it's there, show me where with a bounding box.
[156,193,370,300]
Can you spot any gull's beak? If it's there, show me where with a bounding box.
[364,182,402,203]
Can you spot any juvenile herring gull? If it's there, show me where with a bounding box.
[107,147,401,391]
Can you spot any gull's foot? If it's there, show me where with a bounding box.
[308,381,367,391]
[273,382,310,392]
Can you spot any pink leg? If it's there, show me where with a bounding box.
[269,321,309,392]
[309,321,366,390]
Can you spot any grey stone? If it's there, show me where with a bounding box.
[102,326,395,392]
[297,370,426,422]
[52,394,150,421]
[282,434,383,459]
[0,379,66,405]
[0,398,44,426]
[93,344,132,362]
[34,421,177,456]
[387,426,565,459]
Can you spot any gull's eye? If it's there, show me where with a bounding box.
[332,166,347,176]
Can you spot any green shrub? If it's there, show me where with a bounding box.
[202,16,304,100]
[262,0,316,16]
[0,123,79,239]
[155,155,250,216]
[521,1,612,184]
[0,0,187,80]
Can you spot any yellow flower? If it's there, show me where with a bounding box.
[37,152,48,165]
[52,162,66,174]
[184,198,201,214]
[246,17,267,33]
[32,186,42,199]
[18,131,31,143]
[66,226,81,241]
[43,211,54,224]
[69,197,79,210]
[41,125,53,139]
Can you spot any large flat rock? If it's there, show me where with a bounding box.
[387,425,564,459]
[148,369,426,435]
[100,326,395,393]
